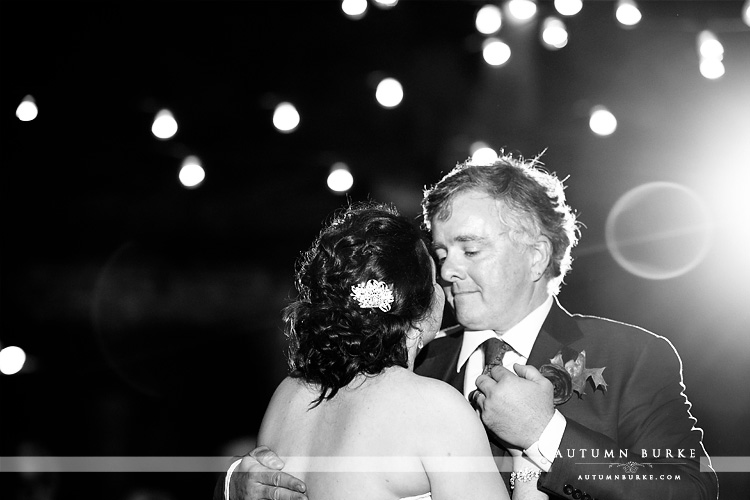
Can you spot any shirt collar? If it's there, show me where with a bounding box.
[456,295,554,373]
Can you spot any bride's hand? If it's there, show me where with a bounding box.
[510,454,548,500]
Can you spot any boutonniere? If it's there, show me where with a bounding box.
[540,350,607,406]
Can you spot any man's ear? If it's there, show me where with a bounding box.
[530,235,552,281]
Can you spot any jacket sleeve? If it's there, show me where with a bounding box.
[537,335,718,500]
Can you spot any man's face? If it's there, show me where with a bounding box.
[431,190,538,333]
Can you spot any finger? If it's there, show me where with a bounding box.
[474,373,494,394]
[473,391,486,410]
[468,389,484,410]
[256,484,308,500]
[513,363,546,382]
[249,446,285,470]
[487,363,514,382]
[255,471,307,494]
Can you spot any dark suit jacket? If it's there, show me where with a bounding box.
[414,298,719,500]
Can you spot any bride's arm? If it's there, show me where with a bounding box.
[418,380,510,500]
[510,453,548,500]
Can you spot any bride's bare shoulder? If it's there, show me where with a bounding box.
[385,369,474,415]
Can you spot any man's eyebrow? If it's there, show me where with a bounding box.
[432,235,488,250]
[455,234,488,243]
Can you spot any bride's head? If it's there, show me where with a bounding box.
[284,202,443,406]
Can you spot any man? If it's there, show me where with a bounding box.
[221,154,718,500]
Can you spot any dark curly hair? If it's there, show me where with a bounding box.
[284,202,436,407]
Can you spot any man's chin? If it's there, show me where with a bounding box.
[454,312,487,331]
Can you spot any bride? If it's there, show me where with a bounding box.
[256,203,543,500]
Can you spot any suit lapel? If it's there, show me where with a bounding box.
[414,326,465,392]
[528,298,583,368]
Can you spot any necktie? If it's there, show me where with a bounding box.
[482,337,513,374]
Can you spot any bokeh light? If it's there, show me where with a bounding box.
[541,17,568,50]
[372,0,398,8]
[179,156,205,188]
[482,38,511,66]
[341,0,367,19]
[697,31,724,60]
[475,5,502,35]
[16,95,38,122]
[469,143,498,165]
[507,0,537,22]
[375,78,404,108]
[615,0,642,27]
[589,106,617,136]
[327,162,354,193]
[151,109,178,139]
[554,0,583,16]
[272,101,301,133]
[699,59,725,79]
[0,346,27,375]
[697,30,725,79]
[605,182,713,280]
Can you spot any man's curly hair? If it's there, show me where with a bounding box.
[284,202,436,407]
[422,153,580,295]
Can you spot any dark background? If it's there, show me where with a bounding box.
[1,1,749,499]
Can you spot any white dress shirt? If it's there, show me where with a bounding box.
[456,295,565,472]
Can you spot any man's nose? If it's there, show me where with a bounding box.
[440,254,463,283]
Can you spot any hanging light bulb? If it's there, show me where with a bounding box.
[151,109,178,139]
[482,38,511,66]
[615,0,642,27]
[507,0,537,23]
[341,0,367,19]
[16,95,39,122]
[475,4,502,34]
[697,30,724,61]
[589,106,617,136]
[541,17,568,50]
[697,30,725,80]
[554,0,583,17]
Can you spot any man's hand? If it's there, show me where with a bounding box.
[474,363,555,450]
[229,446,307,500]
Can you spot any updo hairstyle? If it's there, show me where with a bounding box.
[284,203,436,406]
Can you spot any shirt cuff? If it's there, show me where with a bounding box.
[224,458,243,500]
[523,409,566,472]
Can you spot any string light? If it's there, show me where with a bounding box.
[372,0,398,9]
[375,78,404,108]
[151,109,178,139]
[482,38,511,66]
[469,142,498,165]
[179,156,205,188]
[541,17,568,50]
[507,0,537,23]
[475,4,502,35]
[554,0,583,17]
[273,102,301,133]
[615,0,642,27]
[327,162,354,193]
[590,106,617,136]
[341,0,367,19]
[15,95,38,122]
[0,346,27,375]
[697,30,725,80]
